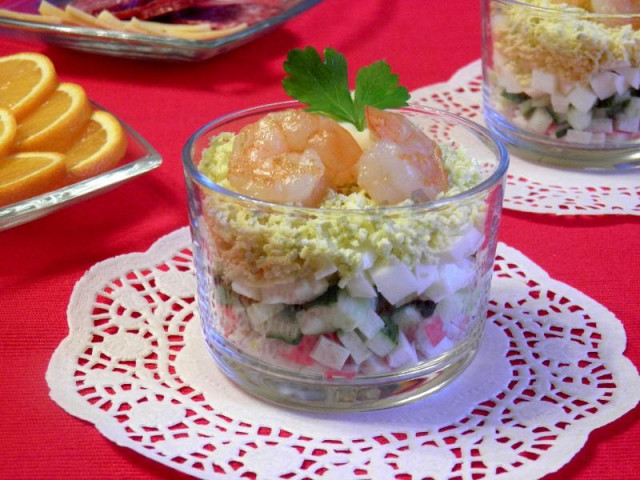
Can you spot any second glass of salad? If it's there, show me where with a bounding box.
[482,0,640,168]
[183,48,509,411]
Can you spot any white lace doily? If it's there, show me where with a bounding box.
[410,60,640,216]
[47,227,639,480]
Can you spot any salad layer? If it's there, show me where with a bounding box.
[196,130,492,377]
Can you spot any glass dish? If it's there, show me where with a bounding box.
[0,0,321,62]
[0,102,162,231]
[183,101,509,411]
[482,0,640,169]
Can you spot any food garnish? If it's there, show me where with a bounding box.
[221,46,446,208]
[282,46,410,130]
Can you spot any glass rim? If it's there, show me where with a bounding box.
[488,0,640,18]
[182,100,509,213]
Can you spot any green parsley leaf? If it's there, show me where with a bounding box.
[283,46,409,130]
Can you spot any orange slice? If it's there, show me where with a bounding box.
[0,52,58,120]
[64,110,128,181]
[13,82,92,153]
[0,108,17,158]
[0,152,66,207]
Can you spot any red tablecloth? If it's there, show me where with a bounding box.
[1,1,638,478]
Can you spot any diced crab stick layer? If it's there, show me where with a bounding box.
[212,244,484,375]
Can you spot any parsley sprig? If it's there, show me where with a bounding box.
[282,47,410,131]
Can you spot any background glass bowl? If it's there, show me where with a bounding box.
[0,102,162,231]
[482,0,640,169]
[0,0,321,62]
[183,101,509,411]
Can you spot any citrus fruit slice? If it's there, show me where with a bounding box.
[64,110,128,181]
[0,108,17,158]
[0,52,58,120]
[0,152,66,207]
[13,82,92,153]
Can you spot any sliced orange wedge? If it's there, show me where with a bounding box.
[0,152,66,207]
[64,110,128,181]
[0,52,58,121]
[0,108,17,158]
[13,82,92,153]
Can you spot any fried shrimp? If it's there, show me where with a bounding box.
[356,106,449,205]
[227,109,362,206]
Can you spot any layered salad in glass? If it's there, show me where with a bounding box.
[187,48,504,389]
[484,0,640,146]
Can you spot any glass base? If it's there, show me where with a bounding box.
[484,108,640,171]
[202,322,482,412]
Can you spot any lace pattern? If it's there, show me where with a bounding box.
[47,227,640,479]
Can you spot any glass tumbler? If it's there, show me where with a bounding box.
[183,101,509,411]
[482,0,640,168]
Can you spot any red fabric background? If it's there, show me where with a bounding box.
[0,1,638,478]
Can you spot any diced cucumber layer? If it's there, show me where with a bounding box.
[390,304,423,333]
[494,65,640,144]
[567,106,592,131]
[355,310,386,339]
[227,284,478,374]
[333,290,378,331]
[366,330,397,357]
[220,237,485,374]
[264,309,301,345]
[568,85,597,113]
[297,305,336,335]
[246,303,286,332]
[297,289,378,335]
[337,330,372,364]
[527,108,554,134]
